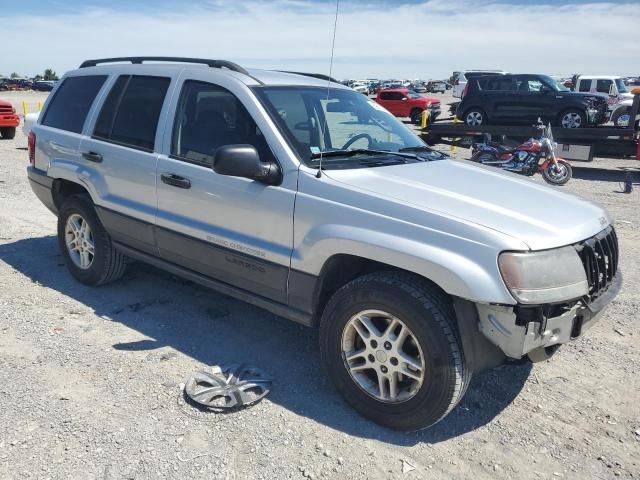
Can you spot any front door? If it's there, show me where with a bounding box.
[155,74,296,304]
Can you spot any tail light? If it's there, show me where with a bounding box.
[462,83,469,98]
[28,131,36,166]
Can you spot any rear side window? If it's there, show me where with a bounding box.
[94,75,170,151]
[479,78,512,91]
[41,75,107,133]
[578,80,591,92]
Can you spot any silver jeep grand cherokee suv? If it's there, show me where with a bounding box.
[27,57,621,431]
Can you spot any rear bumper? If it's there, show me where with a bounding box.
[476,273,622,359]
[0,114,20,128]
[27,166,57,215]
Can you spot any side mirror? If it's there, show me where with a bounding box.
[213,144,280,185]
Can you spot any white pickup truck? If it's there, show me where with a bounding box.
[575,75,634,126]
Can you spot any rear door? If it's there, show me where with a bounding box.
[154,73,296,303]
[81,74,173,254]
[35,74,108,173]
[479,76,515,122]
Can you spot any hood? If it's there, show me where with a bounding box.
[324,159,609,251]
[563,91,608,104]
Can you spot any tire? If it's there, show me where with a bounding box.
[410,108,424,125]
[319,271,470,431]
[463,108,486,126]
[0,127,16,139]
[57,195,127,286]
[611,106,632,127]
[542,159,572,185]
[558,109,586,129]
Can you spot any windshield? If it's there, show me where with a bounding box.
[615,78,628,94]
[254,86,427,168]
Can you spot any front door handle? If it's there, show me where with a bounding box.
[82,151,103,163]
[161,173,191,189]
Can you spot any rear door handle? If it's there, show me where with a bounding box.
[161,173,191,189]
[82,151,103,163]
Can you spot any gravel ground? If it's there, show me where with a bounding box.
[0,91,639,480]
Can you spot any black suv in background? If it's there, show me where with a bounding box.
[457,74,609,128]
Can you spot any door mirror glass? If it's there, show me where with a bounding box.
[213,144,280,184]
[401,97,408,101]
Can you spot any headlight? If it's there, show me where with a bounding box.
[498,247,587,304]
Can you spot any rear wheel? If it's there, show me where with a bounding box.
[542,160,572,185]
[0,127,16,139]
[559,109,586,128]
[58,195,127,286]
[319,271,470,431]
[464,109,486,126]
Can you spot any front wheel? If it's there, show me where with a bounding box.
[410,109,425,125]
[319,272,470,431]
[542,160,572,185]
[611,106,632,127]
[559,110,586,129]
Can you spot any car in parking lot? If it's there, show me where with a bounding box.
[375,88,441,124]
[0,99,19,139]
[457,74,609,128]
[27,57,621,431]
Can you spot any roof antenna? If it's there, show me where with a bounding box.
[317,0,340,179]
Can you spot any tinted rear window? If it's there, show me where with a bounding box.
[93,75,170,151]
[41,75,107,133]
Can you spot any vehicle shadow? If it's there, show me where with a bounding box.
[571,165,639,186]
[0,235,531,446]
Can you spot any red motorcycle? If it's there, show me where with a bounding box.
[470,121,572,185]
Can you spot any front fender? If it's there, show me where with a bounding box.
[291,223,517,305]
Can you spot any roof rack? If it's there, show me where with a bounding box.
[279,71,340,84]
[79,57,250,75]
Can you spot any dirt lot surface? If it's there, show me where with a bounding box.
[1,91,639,480]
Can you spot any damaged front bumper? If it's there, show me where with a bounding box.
[476,273,622,359]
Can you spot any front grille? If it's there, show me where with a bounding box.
[575,226,619,302]
[0,106,12,114]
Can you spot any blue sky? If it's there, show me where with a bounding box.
[3,0,639,79]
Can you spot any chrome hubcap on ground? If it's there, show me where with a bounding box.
[466,111,483,125]
[65,213,95,269]
[561,112,582,128]
[341,310,425,403]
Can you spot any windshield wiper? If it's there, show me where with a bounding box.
[309,148,417,160]
[399,145,449,159]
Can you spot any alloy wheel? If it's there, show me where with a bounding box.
[466,111,483,125]
[65,213,95,270]
[341,309,425,403]
[561,112,582,128]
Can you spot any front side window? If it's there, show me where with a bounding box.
[171,80,274,167]
[94,75,170,151]
[41,75,107,133]
[596,79,613,94]
[615,78,628,94]
[255,86,428,169]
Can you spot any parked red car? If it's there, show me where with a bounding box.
[375,88,441,124]
[0,99,19,139]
